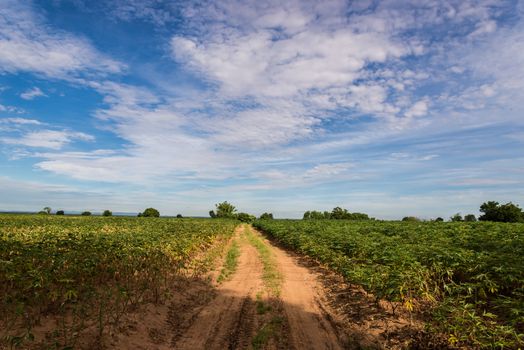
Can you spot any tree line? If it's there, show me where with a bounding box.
[402,201,524,223]
[36,207,168,218]
[209,201,273,222]
[34,200,523,223]
[303,207,372,220]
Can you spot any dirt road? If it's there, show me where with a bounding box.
[173,224,345,350]
[273,241,343,350]
[110,223,345,350]
[19,224,430,349]
[174,232,264,349]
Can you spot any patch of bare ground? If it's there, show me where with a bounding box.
[258,228,453,349]
[173,237,264,350]
[106,277,215,350]
[104,224,349,350]
[246,227,344,350]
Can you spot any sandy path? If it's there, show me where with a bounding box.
[252,227,344,350]
[272,250,342,349]
[173,237,264,350]
[103,225,345,350]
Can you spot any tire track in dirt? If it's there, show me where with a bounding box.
[101,225,347,350]
[173,232,264,350]
[248,226,345,350]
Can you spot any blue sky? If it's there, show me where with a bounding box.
[0,0,523,219]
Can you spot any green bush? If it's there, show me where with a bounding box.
[479,201,523,222]
[141,208,160,217]
[237,212,255,223]
[259,212,274,220]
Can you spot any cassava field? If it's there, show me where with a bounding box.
[254,220,524,349]
[1,215,523,349]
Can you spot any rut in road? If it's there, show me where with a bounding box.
[173,225,345,350]
[269,235,344,350]
[173,226,264,350]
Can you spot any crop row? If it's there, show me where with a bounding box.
[253,219,524,348]
[0,215,237,349]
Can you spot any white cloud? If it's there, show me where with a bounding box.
[404,99,428,118]
[1,130,94,149]
[108,0,175,26]
[20,87,46,100]
[0,104,24,114]
[201,106,319,148]
[171,20,408,100]
[304,163,353,178]
[0,117,41,125]
[167,0,429,151]
[26,82,237,182]
[0,1,125,79]
[6,0,522,217]
[389,152,438,162]
[463,21,524,102]
[166,0,518,155]
[469,20,497,37]
[0,117,41,133]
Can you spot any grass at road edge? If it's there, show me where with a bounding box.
[244,224,285,350]
[244,225,282,296]
[217,239,240,283]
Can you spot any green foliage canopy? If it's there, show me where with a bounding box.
[141,208,160,217]
[259,212,274,220]
[479,201,523,223]
[210,201,237,219]
[236,212,255,223]
[450,213,463,222]
[464,214,477,222]
[303,207,371,220]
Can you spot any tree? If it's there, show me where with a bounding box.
[402,216,420,222]
[349,212,371,220]
[304,208,371,220]
[210,201,236,219]
[141,208,160,217]
[331,206,349,220]
[479,201,523,223]
[450,213,463,222]
[40,207,51,215]
[103,210,112,217]
[310,211,327,219]
[259,212,274,220]
[56,210,65,215]
[464,214,477,222]
[479,201,500,221]
[176,214,183,218]
[81,211,92,216]
[435,217,444,222]
[237,212,255,223]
